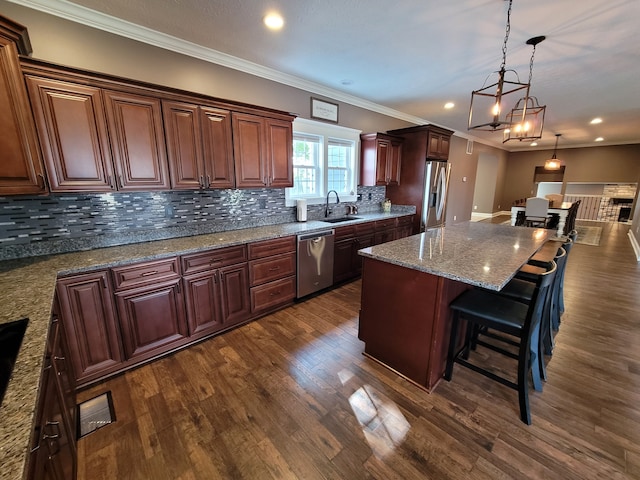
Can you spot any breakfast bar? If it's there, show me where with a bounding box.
[357,222,551,391]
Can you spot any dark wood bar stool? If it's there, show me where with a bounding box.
[445,261,557,425]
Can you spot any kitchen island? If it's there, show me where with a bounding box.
[357,222,550,392]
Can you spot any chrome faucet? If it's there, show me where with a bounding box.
[325,190,340,217]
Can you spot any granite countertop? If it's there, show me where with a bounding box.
[358,222,551,291]
[0,211,411,480]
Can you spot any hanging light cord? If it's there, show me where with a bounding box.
[528,44,536,83]
[500,0,513,71]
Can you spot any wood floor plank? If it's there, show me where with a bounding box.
[77,219,640,479]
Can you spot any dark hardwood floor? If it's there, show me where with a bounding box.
[77,220,640,479]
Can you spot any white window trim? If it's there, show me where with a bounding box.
[285,118,361,207]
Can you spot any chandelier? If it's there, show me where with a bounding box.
[503,36,547,142]
[545,134,562,170]
[468,0,530,132]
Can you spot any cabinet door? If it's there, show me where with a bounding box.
[56,271,123,385]
[375,139,391,186]
[50,317,77,455]
[183,271,221,337]
[333,238,356,283]
[115,279,188,360]
[353,233,375,276]
[163,100,204,190]
[26,76,114,192]
[232,112,267,188]
[201,106,235,188]
[103,90,169,190]
[218,263,251,327]
[387,139,402,186]
[265,118,293,188]
[0,25,47,195]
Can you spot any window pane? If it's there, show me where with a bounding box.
[328,167,349,193]
[292,165,318,196]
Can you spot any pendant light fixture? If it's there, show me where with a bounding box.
[468,0,530,132]
[545,134,562,170]
[503,36,547,143]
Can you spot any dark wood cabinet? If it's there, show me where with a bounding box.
[333,225,356,284]
[374,218,397,245]
[28,310,76,480]
[56,271,123,386]
[426,128,451,160]
[248,236,296,313]
[103,90,170,190]
[182,246,250,339]
[26,76,115,192]
[112,258,188,361]
[360,133,402,187]
[163,100,234,189]
[26,76,170,192]
[0,17,47,195]
[232,112,293,188]
[115,278,188,360]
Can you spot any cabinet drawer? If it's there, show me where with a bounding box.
[112,257,180,290]
[375,218,396,230]
[355,222,375,236]
[396,215,413,227]
[250,276,296,313]
[181,245,247,274]
[249,252,296,286]
[333,225,355,241]
[248,236,295,259]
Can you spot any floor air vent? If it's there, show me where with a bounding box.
[77,391,115,438]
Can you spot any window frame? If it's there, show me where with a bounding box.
[285,118,361,207]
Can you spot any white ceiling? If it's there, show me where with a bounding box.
[11,0,640,151]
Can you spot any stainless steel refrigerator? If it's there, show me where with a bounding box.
[421,161,451,231]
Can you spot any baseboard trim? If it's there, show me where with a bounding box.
[628,231,640,261]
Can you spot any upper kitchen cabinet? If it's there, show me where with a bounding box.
[359,133,403,186]
[163,100,235,189]
[103,89,170,190]
[0,16,47,195]
[26,73,170,192]
[26,76,115,192]
[232,112,293,188]
[426,126,452,160]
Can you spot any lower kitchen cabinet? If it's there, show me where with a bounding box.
[56,271,123,386]
[114,278,189,361]
[248,236,296,314]
[333,225,357,284]
[28,311,76,480]
[183,262,251,339]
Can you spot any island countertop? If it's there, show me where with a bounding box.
[358,222,551,291]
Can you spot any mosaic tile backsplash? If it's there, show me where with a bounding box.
[0,186,390,260]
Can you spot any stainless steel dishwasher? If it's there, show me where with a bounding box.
[297,229,335,298]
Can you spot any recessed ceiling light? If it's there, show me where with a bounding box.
[595,137,604,142]
[444,102,455,109]
[530,142,538,147]
[264,12,284,30]
[590,117,603,124]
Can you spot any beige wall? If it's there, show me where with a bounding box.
[502,144,640,207]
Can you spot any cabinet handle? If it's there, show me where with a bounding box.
[37,173,46,190]
[214,271,218,283]
[199,175,205,189]
[269,290,281,297]
[141,270,159,277]
[118,174,124,189]
[107,175,115,190]
[176,282,182,294]
[206,175,211,188]
[43,421,61,440]
[268,266,280,272]
[100,276,107,289]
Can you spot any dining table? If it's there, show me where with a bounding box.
[510,201,574,237]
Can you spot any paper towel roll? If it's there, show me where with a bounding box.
[296,199,307,222]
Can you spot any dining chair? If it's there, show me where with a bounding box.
[524,197,550,228]
[445,261,557,425]
[563,200,581,235]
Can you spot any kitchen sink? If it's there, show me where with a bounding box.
[321,216,361,224]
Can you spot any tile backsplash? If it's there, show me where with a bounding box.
[0,186,390,260]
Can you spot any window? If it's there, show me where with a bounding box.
[286,118,361,206]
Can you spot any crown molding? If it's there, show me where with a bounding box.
[8,0,505,150]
